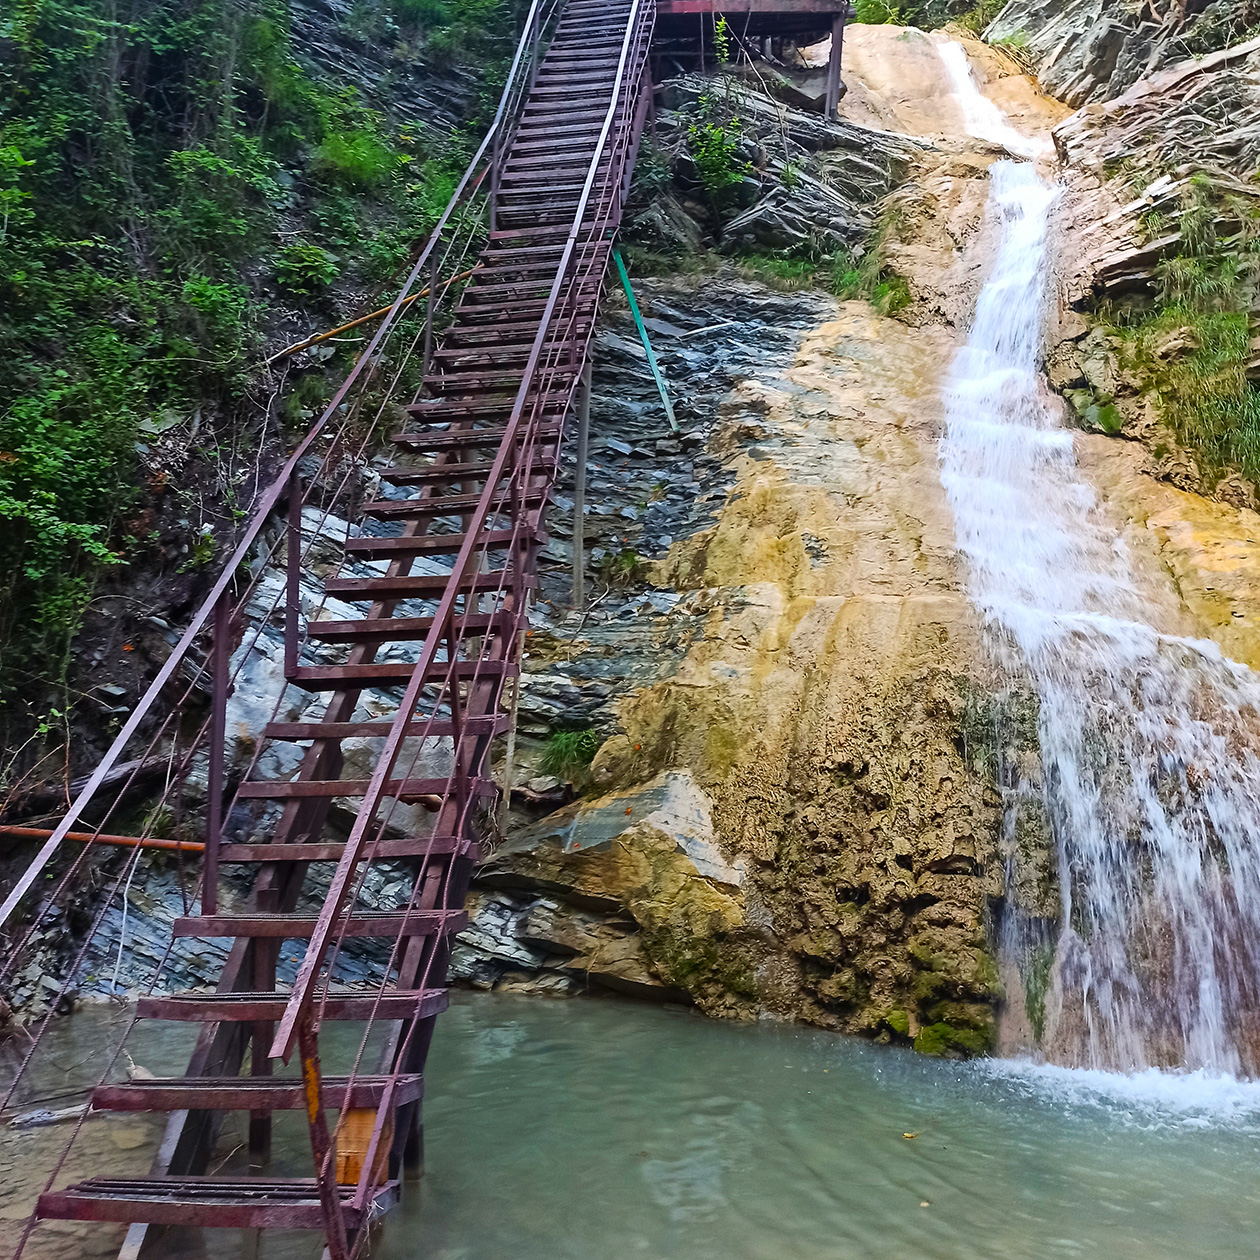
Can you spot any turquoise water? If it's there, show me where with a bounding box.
[9,993,1260,1259]
[396,994,1260,1260]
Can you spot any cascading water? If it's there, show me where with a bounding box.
[937,41,1050,159]
[938,57,1260,1074]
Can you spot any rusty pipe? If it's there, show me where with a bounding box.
[0,825,204,854]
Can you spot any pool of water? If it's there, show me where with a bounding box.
[7,993,1260,1259]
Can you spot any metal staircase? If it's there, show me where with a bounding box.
[13,0,655,1254]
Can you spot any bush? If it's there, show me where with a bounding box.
[276,242,340,295]
[392,0,449,22]
[314,129,399,190]
[853,0,977,28]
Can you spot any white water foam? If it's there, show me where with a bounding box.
[939,149,1260,1074]
[937,40,1050,159]
[976,1057,1260,1129]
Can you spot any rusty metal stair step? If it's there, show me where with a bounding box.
[432,338,581,361]
[173,910,467,939]
[219,835,474,863]
[389,423,564,450]
[401,397,562,419]
[453,299,596,323]
[138,987,450,1023]
[480,240,567,257]
[502,155,598,173]
[292,655,522,681]
[236,773,499,799]
[340,527,511,553]
[304,611,517,642]
[460,263,564,282]
[38,1176,400,1230]
[421,375,532,396]
[495,206,589,226]
[285,657,521,689]
[92,1074,425,1113]
[498,180,592,196]
[431,344,580,368]
[374,463,506,486]
[342,532,528,557]
[456,279,557,300]
[286,660,520,690]
[264,714,510,739]
[445,318,594,345]
[488,226,577,242]
[360,488,545,518]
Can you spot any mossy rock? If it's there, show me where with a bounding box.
[913,1021,992,1058]
[884,1008,911,1037]
[816,967,861,1004]
[642,924,758,1002]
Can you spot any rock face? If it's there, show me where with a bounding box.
[645,75,927,254]
[988,0,1260,105]
[1051,32,1260,305]
[464,276,1009,1054]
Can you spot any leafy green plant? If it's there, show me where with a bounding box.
[854,0,950,25]
[830,244,911,314]
[735,253,819,290]
[687,112,749,203]
[276,242,341,295]
[392,0,450,21]
[422,0,507,59]
[314,129,399,190]
[712,14,732,64]
[955,0,1005,35]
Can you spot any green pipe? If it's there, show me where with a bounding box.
[612,247,679,433]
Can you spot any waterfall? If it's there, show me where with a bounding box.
[937,40,1049,159]
[938,107,1260,1069]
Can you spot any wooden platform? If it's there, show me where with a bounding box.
[656,0,850,39]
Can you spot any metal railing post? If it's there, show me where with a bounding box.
[422,251,438,382]
[572,360,591,610]
[285,470,301,680]
[489,132,501,236]
[203,588,232,916]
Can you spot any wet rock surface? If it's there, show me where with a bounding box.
[988,0,1260,106]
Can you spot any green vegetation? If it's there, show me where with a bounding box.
[687,93,751,206]
[735,214,912,314]
[0,0,507,701]
[276,242,341,296]
[595,547,646,586]
[735,254,819,290]
[539,728,601,784]
[913,1020,992,1057]
[643,924,758,1001]
[830,238,913,315]
[1023,943,1053,1043]
[1099,174,1260,480]
[853,0,1000,32]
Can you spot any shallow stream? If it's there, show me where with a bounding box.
[7,995,1260,1259]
